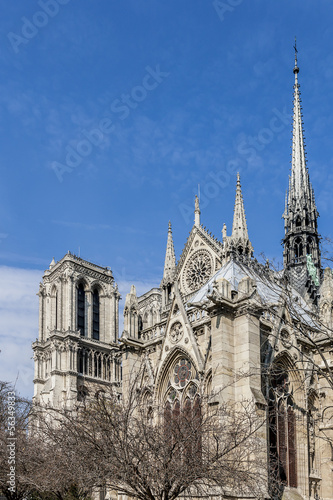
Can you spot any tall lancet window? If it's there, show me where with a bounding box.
[92,289,100,340]
[77,284,85,336]
[268,369,297,490]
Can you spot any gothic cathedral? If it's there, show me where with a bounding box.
[32,50,333,500]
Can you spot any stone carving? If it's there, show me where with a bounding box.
[280,329,292,349]
[169,322,183,344]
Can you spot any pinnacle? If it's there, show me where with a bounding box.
[163,220,176,282]
[232,173,249,241]
[222,174,253,263]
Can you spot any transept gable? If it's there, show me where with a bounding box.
[176,225,222,297]
[156,284,205,386]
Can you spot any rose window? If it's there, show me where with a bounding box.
[174,359,192,388]
[185,250,212,291]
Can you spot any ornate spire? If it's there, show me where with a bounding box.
[222,174,253,263]
[288,38,311,206]
[232,172,249,241]
[194,195,201,227]
[283,44,321,297]
[162,221,176,283]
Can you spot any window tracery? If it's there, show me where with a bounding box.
[268,368,297,489]
[184,250,213,291]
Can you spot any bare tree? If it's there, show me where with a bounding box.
[0,381,32,500]
[32,379,269,500]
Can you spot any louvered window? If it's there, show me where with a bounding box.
[77,284,85,336]
[92,289,100,340]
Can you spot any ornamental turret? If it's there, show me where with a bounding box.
[222,173,253,264]
[283,43,321,296]
[161,221,176,308]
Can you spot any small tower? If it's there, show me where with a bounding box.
[123,285,139,339]
[161,221,176,308]
[222,173,253,263]
[283,44,321,296]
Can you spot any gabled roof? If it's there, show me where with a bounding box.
[175,224,223,279]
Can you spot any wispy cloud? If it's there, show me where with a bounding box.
[0,266,41,399]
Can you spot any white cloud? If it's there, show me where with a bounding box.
[0,266,41,400]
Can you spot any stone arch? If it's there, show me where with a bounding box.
[90,280,107,295]
[75,276,89,290]
[155,347,198,404]
[142,311,149,330]
[272,351,303,389]
[268,353,303,490]
[293,236,303,261]
[306,236,314,255]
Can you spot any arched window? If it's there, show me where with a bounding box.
[295,216,302,228]
[92,289,100,340]
[77,284,85,336]
[294,237,303,261]
[306,237,313,256]
[50,287,58,330]
[269,369,297,489]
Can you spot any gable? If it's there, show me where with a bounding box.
[176,225,222,296]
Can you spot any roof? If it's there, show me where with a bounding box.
[189,258,317,327]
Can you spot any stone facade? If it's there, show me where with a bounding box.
[33,51,333,500]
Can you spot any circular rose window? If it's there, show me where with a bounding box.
[174,359,192,388]
[185,250,213,292]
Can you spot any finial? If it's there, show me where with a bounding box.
[168,220,172,232]
[293,37,299,74]
[194,195,200,227]
[222,223,227,241]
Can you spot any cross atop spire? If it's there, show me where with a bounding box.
[162,221,176,283]
[293,36,299,74]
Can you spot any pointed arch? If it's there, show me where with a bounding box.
[50,285,58,331]
[155,347,198,404]
[92,288,100,340]
[268,354,300,489]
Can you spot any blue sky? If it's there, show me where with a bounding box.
[1,0,333,398]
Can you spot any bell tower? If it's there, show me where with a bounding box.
[283,43,321,296]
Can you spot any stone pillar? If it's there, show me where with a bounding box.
[210,304,235,402]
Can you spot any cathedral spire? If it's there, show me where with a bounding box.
[222,174,253,263]
[162,221,176,282]
[283,44,321,297]
[288,38,311,206]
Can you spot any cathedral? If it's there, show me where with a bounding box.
[32,50,333,500]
